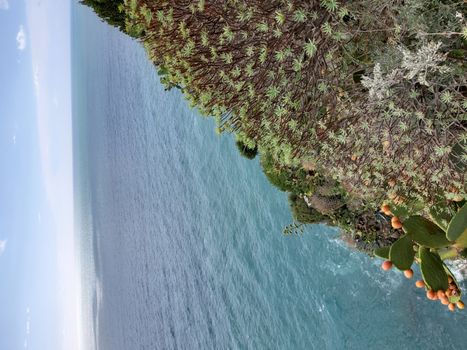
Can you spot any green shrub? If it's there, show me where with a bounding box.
[288,194,327,224]
[120,0,466,207]
[81,0,127,34]
[236,140,258,160]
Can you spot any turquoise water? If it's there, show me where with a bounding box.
[72,4,467,350]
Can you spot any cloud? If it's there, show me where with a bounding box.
[33,66,40,91]
[16,25,27,51]
[0,240,7,255]
[24,308,31,348]
[0,0,9,10]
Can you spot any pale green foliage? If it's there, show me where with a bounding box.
[400,42,449,86]
[120,0,466,210]
[321,0,338,12]
[361,64,399,100]
[275,10,285,25]
[304,39,317,57]
[293,9,306,23]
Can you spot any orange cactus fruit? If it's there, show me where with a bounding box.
[382,261,393,271]
[391,217,402,229]
[448,303,456,312]
[457,301,465,310]
[415,280,425,288]
[441,298,450,305]
[437,290,446,299]
[427,290,436,300]
[380,204,391,215]
[404,269,413,279]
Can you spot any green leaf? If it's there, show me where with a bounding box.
[293,9,307,23]
[389,235,415,270]
[274,11,285,25]
[257,22,268,32]
[455,232,467,249]
[374,246,390,260]
[420,247,449,292]
[321,22,332,36]
[403,216,451,248]
[321,0,338,12]
[438,247,459,260]
[304,39,317,57]
[390,204,410,221]
[446,203,467,242]
[462,26,467,41]
[429,204,454,231]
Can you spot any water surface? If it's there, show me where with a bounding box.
[72,4,467,350]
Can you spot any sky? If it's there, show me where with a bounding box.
[0,0,82,349]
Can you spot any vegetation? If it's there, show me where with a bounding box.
[288,194,326,224]
[80,0,139,37]
[375,202,467,311]
[236,140,258,160]
[82,0,467,311]
[120,0,466,205]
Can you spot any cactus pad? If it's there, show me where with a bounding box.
[419,247,449,292]
[389,235,415,270]
[403,216,451,248]
[374,246,390,260]
[446,203,467,243]
[429,205,454,231]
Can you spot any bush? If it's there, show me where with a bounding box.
[236,140,258,160]
[121,0,466,206]
[288,194,327,224]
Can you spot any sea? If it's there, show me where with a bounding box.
[71,3,467,350]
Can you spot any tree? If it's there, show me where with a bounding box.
[80,0,129,35]
[236,140,258,160]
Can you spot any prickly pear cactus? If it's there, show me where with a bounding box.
[375,206,465,312]
[374,246,390,259]
[389,235,415,271]
[444,266,462,304]
[429,205,454,231]
[446,203,467,246]
[403,216,451,248]
[419,247,449,292]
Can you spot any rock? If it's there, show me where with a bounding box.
[445,259,467,282]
